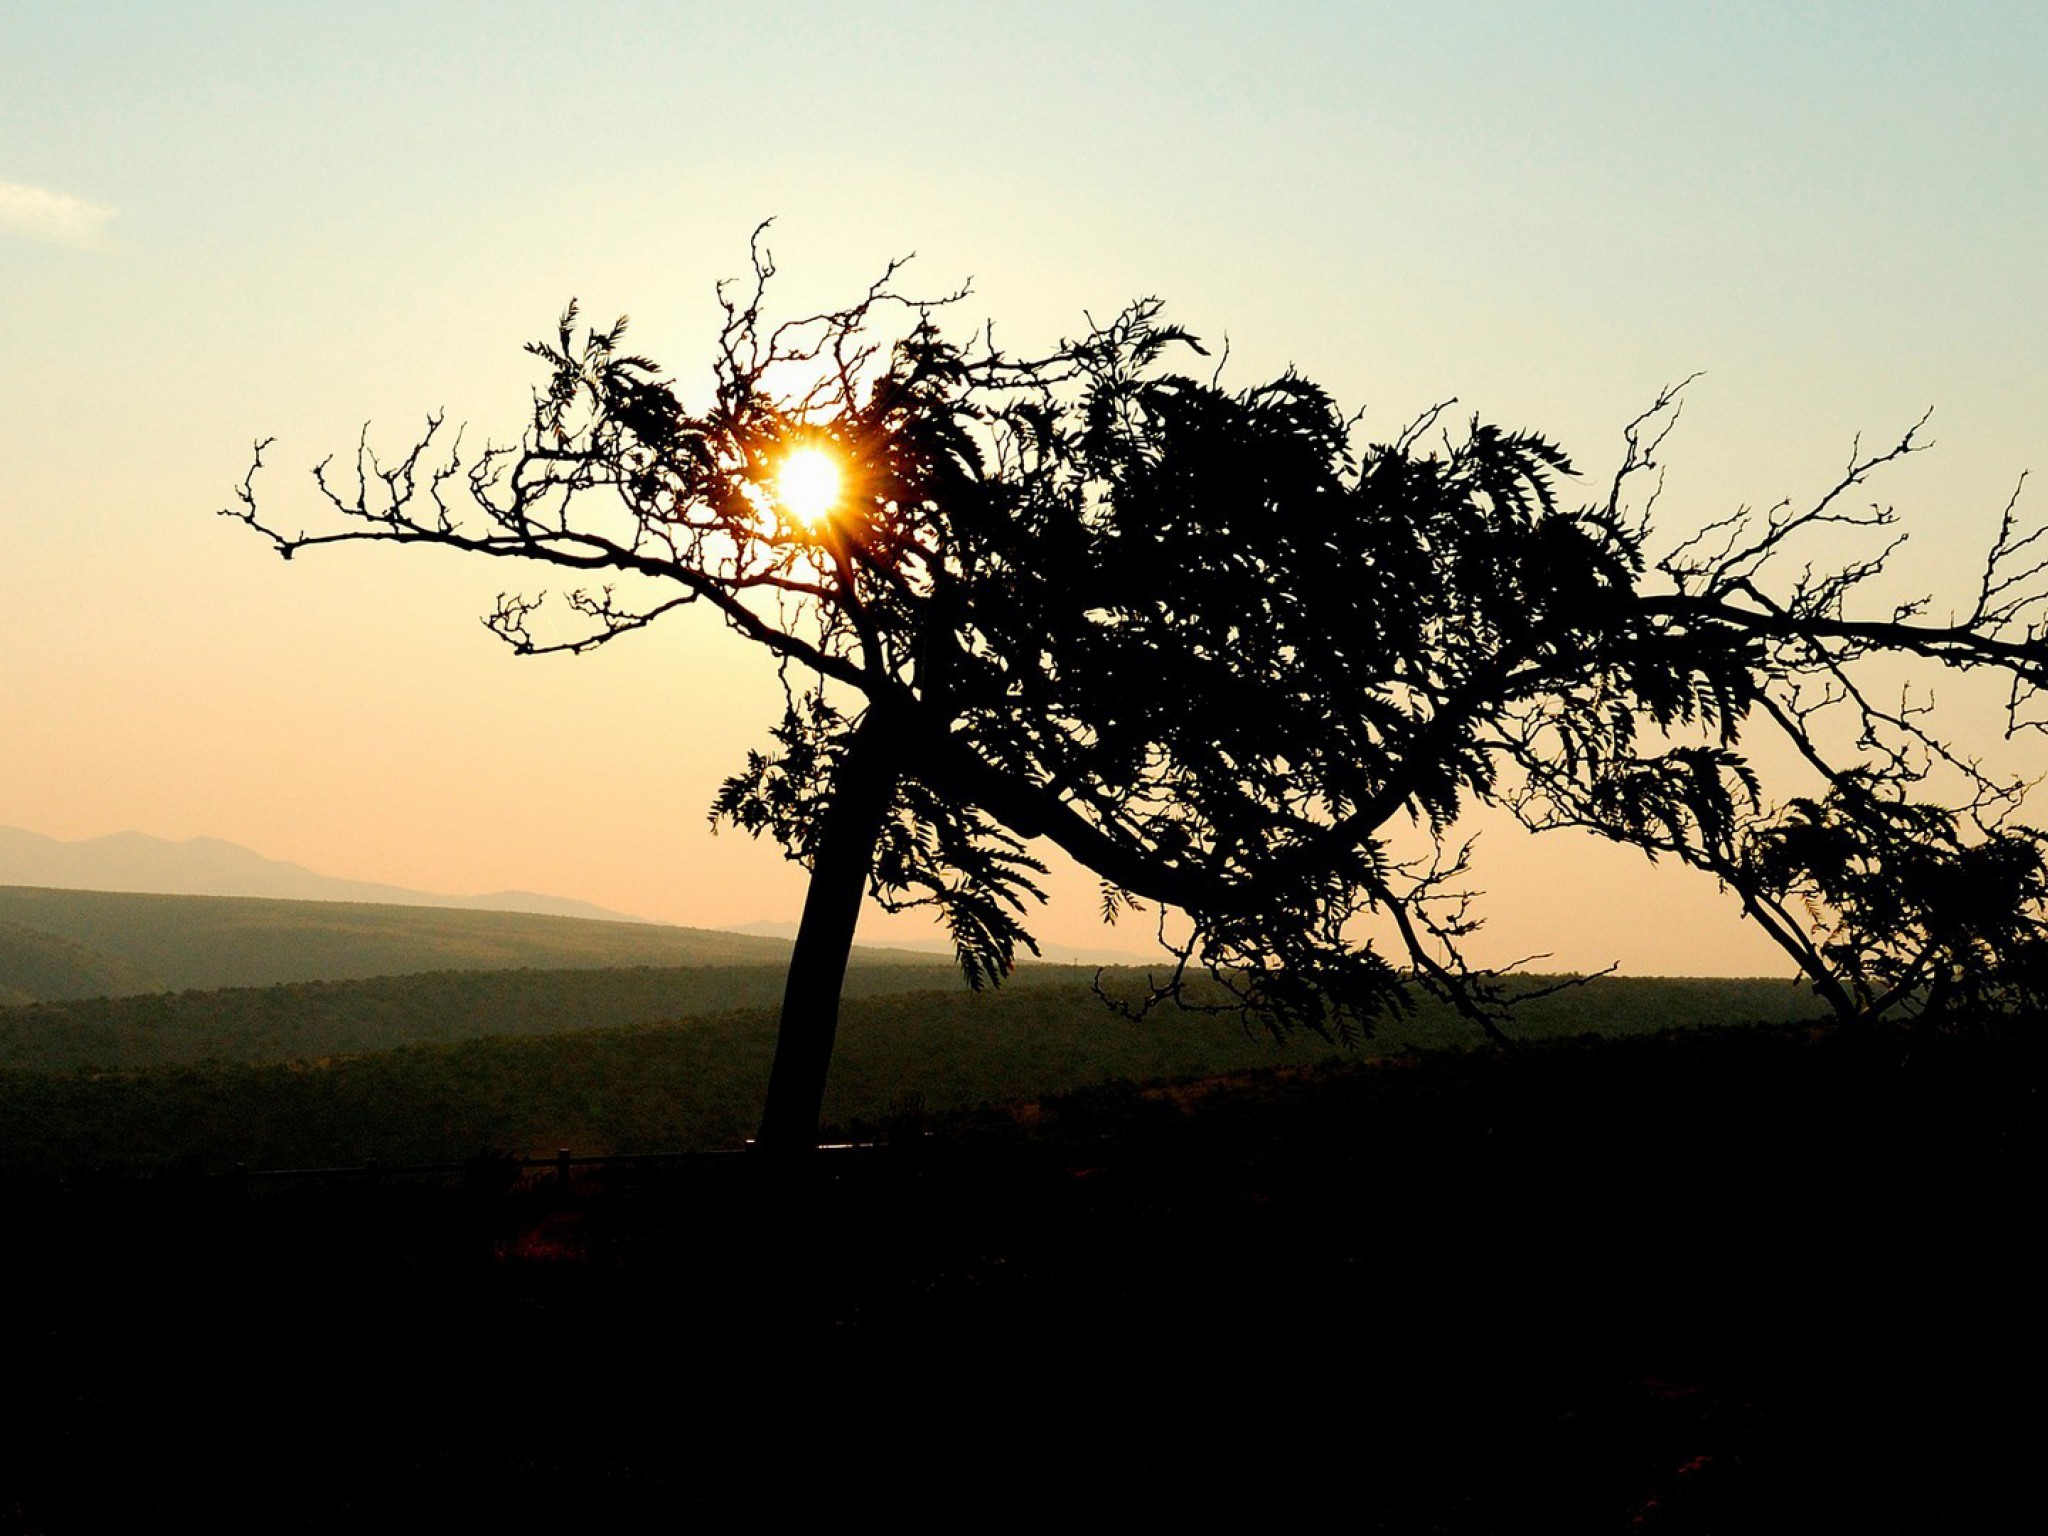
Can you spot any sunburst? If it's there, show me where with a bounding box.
[775,446,843,527]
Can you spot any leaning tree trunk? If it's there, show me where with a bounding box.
[755,713,901,1153]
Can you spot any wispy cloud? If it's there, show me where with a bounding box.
[0,180,116,249]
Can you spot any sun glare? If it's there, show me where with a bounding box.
[775,446,843,526]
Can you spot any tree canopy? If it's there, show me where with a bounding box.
[228,233,2048,1146]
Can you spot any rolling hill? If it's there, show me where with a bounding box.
[0,885,952,999]
[0,920,160,1006]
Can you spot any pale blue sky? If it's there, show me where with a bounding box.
[4,2,2041,971]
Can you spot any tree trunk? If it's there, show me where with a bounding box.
[754,712,901,1153]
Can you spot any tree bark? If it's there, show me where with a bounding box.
[754,711,901,1152]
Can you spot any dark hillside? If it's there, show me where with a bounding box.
[0,981,1328,1174]
[0,918,161,1004]
[0,973,1830,1176]
[0,961,1031,1072]
[0,963,1829,1077]
[5,1018,2035,1531]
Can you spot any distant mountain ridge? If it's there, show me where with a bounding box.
[0,826,647,923]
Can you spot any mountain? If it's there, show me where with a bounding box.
[0,826,646,922]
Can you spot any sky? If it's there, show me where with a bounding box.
[3,1,2043,974]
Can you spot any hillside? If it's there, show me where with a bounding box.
[0,919,160,1006]
[0,885,954,998]
[9,1017,2036,1531]
[0,959,1826,1076]
[0,961,1082,1071]
[0,971,1830,1175]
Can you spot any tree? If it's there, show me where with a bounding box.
[225,232,2048,1149]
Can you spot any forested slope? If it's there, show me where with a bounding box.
[0,972,1829,1175]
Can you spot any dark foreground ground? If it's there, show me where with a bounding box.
[5,1019,2038,1532]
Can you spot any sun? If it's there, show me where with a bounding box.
[775,445,844,527]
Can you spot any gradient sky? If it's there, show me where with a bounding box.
[4,2,2042,973]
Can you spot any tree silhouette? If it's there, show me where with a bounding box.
[227,232,2048,1148]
